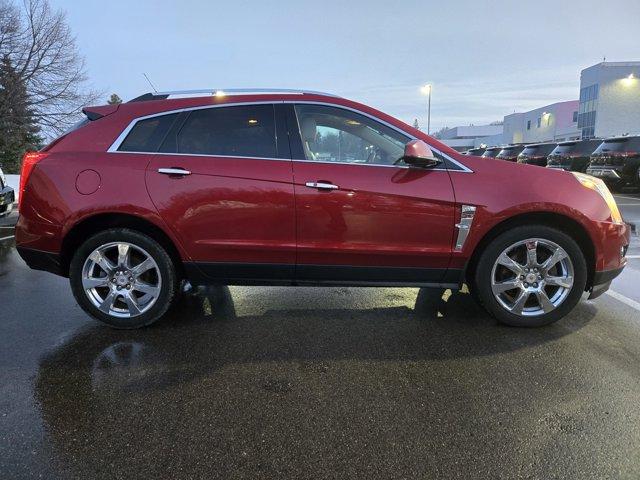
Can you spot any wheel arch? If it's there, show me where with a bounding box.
[60,212,185,278]
[464,211,596,291]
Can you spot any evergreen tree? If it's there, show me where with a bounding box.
[412,119,420,130]
[0,55,41,174]
[107,93,123,105]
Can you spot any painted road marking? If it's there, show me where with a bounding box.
[0,235,15,242]
[626,255,640,259]
[606,290,640,312]
[614,195,640,202]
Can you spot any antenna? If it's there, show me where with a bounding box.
[143,73,158,93]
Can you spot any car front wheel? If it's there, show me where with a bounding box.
[474,225,587,327]
[69,228,178,328]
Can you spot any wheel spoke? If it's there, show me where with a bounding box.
[492,279,520,294]
[123,291,141,316]
[82,276,109,290]
[534,290,555,313]
[98,290,118,313]
[546,275,573,289]
[90,250,115,275]
[117,244,130,269]
[525,240,538,267]
[541,247,567,273]
[510,290,530,314]
[132,280,160,296]
[131,257,155,276]
[497,253,525,275]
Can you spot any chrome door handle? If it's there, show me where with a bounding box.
[158,167,191,176]
[305,181,339,190]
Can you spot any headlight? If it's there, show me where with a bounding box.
[572,172,623,224]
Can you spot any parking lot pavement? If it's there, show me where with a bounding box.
[1,239,640,479]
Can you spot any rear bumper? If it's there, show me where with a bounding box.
[0,186,14,217]
[16,246,65,276]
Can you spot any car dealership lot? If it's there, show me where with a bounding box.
[1,195,639,479]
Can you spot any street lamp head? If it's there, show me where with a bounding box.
[420,84,432,95]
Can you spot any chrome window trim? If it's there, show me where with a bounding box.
[107,100,473,173]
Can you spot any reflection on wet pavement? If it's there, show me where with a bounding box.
[1,244,640,479]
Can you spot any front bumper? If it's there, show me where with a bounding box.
[0,186,14,217]
[588,266,626,299]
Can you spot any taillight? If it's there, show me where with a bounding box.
[18,151,49,209]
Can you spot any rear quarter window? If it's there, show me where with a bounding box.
[118,113,179,152]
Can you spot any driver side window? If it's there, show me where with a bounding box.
[294,104,410,166]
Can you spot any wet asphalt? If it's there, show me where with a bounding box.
[1,196,640,479]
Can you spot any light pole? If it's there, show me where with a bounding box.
[421,84,432,135]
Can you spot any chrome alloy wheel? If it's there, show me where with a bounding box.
[490,238,574,317]
[81,242,161,318]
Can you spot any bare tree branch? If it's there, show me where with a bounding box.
[1,0,101,139]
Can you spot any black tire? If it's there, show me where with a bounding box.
[69,228,179,329]
[474,225,587,327]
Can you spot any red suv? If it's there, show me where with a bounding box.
[15,89,630,328]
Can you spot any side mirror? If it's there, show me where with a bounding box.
[401,140,441,168]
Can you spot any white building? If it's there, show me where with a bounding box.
[578,61,640,139]
[437,124,503,151]
[502,100,580,145]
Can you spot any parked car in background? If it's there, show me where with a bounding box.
[517,142,557,166]
[0,164,15,218]
[464,147,485,156]
[15,88,629,329]
[586,136,640,191]
[481,146,502,158]
[496,144,525,162]
[547,139,602,172]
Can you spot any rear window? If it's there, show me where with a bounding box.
[592,137,640,155]
[520,144,556,157]
[119,113,179,152]
[552,140,600,156]
[175,105,276,158]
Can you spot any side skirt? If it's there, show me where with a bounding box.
[184,262,463,288]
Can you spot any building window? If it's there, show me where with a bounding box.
[572,111,578,123]
[527,120,531,130]
[537,117,541,128]
[578,83,598,139]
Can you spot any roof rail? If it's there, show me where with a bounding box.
[129,88,340,102]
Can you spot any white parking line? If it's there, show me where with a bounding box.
[626,255,640,259]
[0,235,15,242]
[606,290,640,312]
[615,195,640,202]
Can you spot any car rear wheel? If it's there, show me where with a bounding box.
[70,229,178,328]
[474,225,587,327]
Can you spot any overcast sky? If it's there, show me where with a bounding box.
[55,0,640,131]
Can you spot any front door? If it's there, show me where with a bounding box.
[288,103,456,285]
[144,103,296,284]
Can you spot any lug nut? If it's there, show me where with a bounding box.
[524,282,529,287]
[533,282,538,288]
[126,284,131,289]
[129,277,133,282]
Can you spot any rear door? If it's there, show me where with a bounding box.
[141,103,296,284]
[287,103,457,285]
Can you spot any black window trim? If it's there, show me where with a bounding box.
[106,100,472,172]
